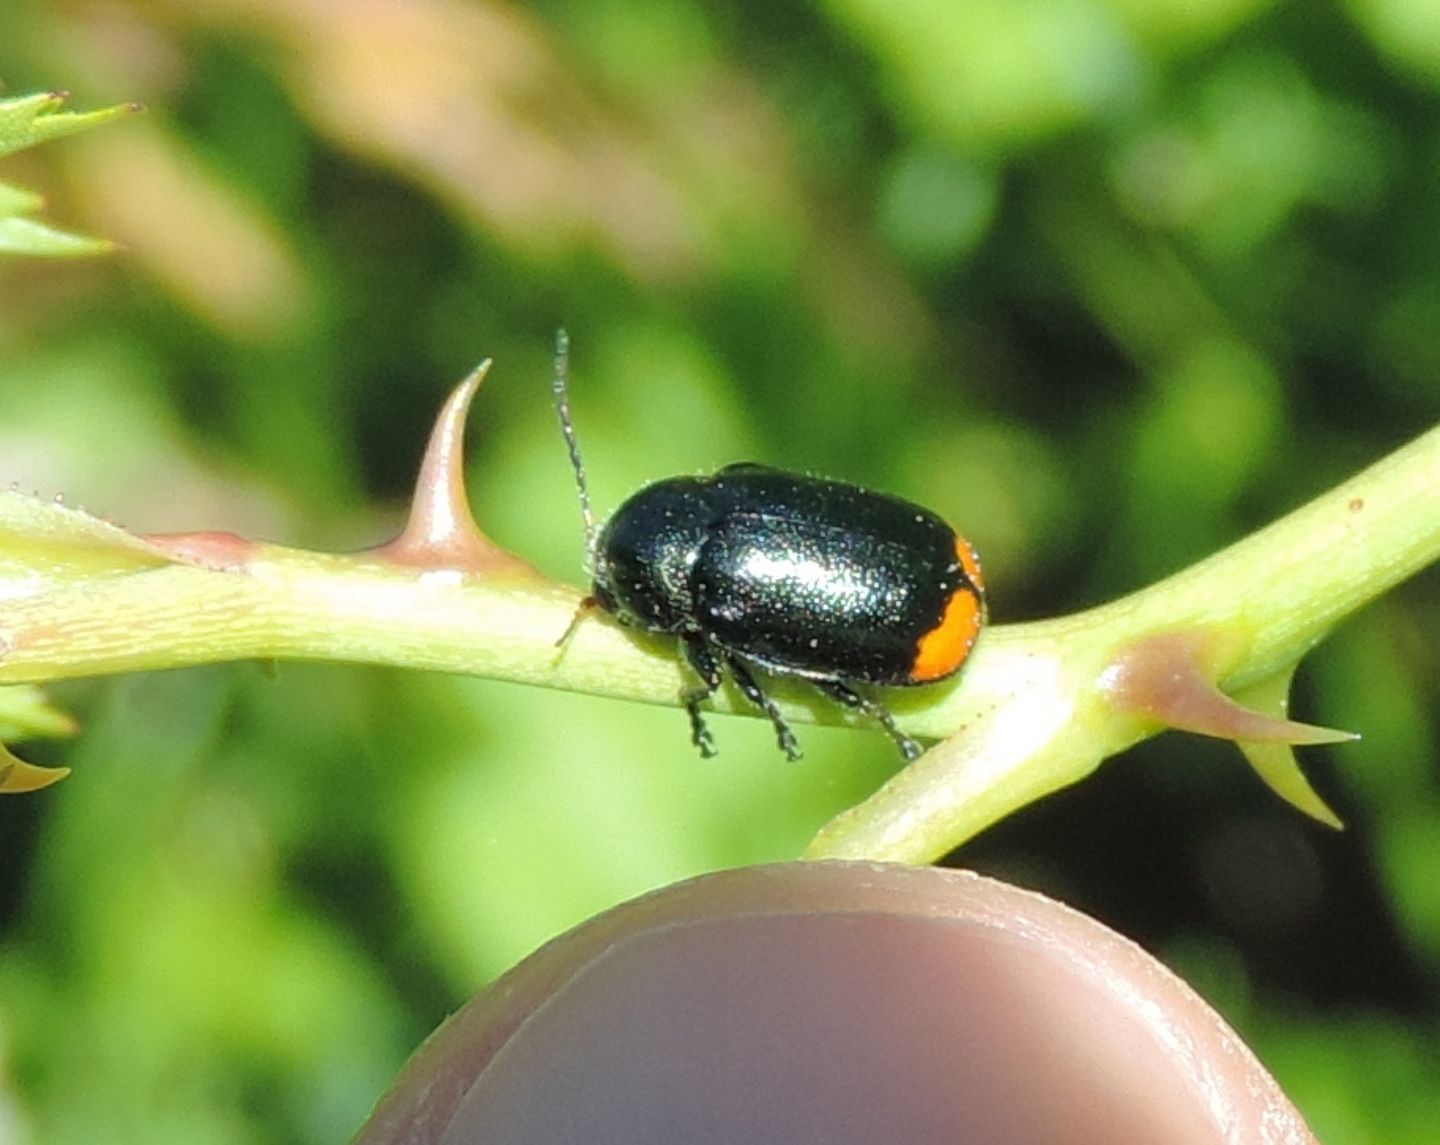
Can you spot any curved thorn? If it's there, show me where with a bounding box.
[1105,632,1349,827]
[1231,670,1344,828]
[0,743,69,793]
[379,362,537,577]
[1238,739,1344,828]
[1103,631,1356,745]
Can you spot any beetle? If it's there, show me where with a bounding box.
[552,331,986,761]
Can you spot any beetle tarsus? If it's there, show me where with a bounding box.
[681,636,801,760]
[684,694,718,758]
[681,636,724,759]
[814,680,921,761]
[724,654,803,762]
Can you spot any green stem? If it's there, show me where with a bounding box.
[809,422,1440,859]
[2,424,1439,857]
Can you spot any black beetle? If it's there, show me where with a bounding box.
[553,331,985,761]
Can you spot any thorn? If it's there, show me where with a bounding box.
[1237,739,1344,829]
[1231,671,1345,828]
[1103,631,1355,745]
[0,745,70,794]
[1103,631,1351,827]
[378,362,538,577]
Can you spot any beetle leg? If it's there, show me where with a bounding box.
[812,680,921,761]
[679,635,722,758]
[723,654,802,762]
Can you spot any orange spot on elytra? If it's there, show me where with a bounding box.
[909,537,985,683]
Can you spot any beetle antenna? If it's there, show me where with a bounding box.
[552,328,596,555]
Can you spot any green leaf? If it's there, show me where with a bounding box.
[0,210,115,257]
[0,182,43,213]
[0,91,138,159]
[0,91,138,258]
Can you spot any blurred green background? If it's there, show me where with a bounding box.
[2,0,1439,1140]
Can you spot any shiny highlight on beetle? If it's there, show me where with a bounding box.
[553,331,987,761]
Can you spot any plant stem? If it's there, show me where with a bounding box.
[3,420,1439,857]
